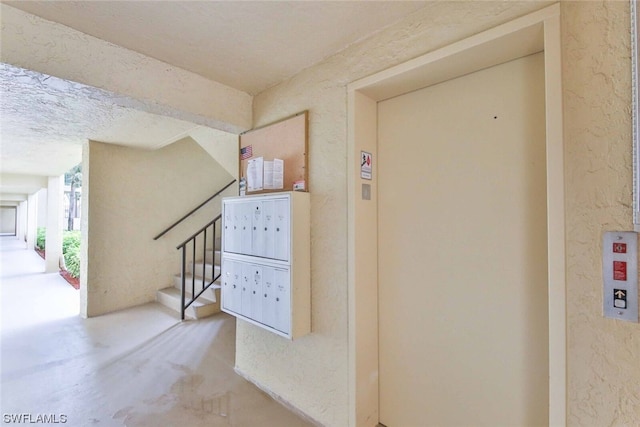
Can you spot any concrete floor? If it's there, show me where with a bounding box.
[0,235,314,426]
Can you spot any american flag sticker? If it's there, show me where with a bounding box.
[240,145,253,160]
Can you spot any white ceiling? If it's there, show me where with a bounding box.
[0,1,428,195]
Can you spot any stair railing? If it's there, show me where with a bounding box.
[176,215,222,320]
[153,179,235,241]
[153,179,236,320]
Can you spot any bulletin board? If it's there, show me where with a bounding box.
[239,111,309,194]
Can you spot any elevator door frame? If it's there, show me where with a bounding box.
[347,5,565,426]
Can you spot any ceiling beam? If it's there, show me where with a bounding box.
[0,4,252,134]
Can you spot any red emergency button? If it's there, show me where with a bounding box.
[613,261,627,281]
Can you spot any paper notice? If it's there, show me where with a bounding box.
[264,160,274,189]
[247,157,264,192]
[263,158,284,190]
[273,158,284,189]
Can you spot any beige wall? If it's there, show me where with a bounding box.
[82,137,236,317]
[563,1,640,424]
[234,1,640,426]
[238,2,555,426]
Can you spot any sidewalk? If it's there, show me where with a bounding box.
[0,235,79,334]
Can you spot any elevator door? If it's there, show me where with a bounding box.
[378,52,548,426]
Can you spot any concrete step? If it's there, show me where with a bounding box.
[173,273,221,300]
[177,262,221,282]
[187,262,220,280]
[156,286,221,319]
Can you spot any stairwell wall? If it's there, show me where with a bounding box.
[81,137,236,317]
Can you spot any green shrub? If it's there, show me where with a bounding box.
[64,245,80,279]
[62,230,80,253]
[36,227,46,250]
[33,228,80,278]
[62,231,81,279]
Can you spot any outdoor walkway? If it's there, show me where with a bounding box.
[0,235,313,427]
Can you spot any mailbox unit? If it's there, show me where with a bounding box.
[221,192,310,339]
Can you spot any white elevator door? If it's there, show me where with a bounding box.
[378,53,548,426]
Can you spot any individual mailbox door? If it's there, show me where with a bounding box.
[250,200,264,257]
[273,268,291,333]
[249,264,263,323]
[223,203,239,254]
[262,200,276,259]
[221,258,241,314]
[274,198,290,261]
[240,263,253,317]
[262,266,277,329]
[239,202,253,255]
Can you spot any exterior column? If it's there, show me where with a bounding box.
[45,175,64,273]
[17,200,27,241]
[80,142,89,318]
[26,193,37,250]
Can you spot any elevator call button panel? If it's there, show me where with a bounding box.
[603,231,638,323]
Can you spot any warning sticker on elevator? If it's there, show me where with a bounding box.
[361,151,372,180]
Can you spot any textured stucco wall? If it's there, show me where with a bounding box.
[0,4,252,134]
[236,2,556,426]
[563,1,640,424]
[83,138,235,317]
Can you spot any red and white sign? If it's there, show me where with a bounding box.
[614,261,628,281]
[613,242,627,253]
[361,151,372,180]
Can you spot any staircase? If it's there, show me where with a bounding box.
[152,179,234,320]
[156,240,222,319]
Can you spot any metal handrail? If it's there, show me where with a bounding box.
[153,179,235,240]
[177,214,223,320]
[176,215,221,249]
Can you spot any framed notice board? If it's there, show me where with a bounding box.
[239,111,309,194]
